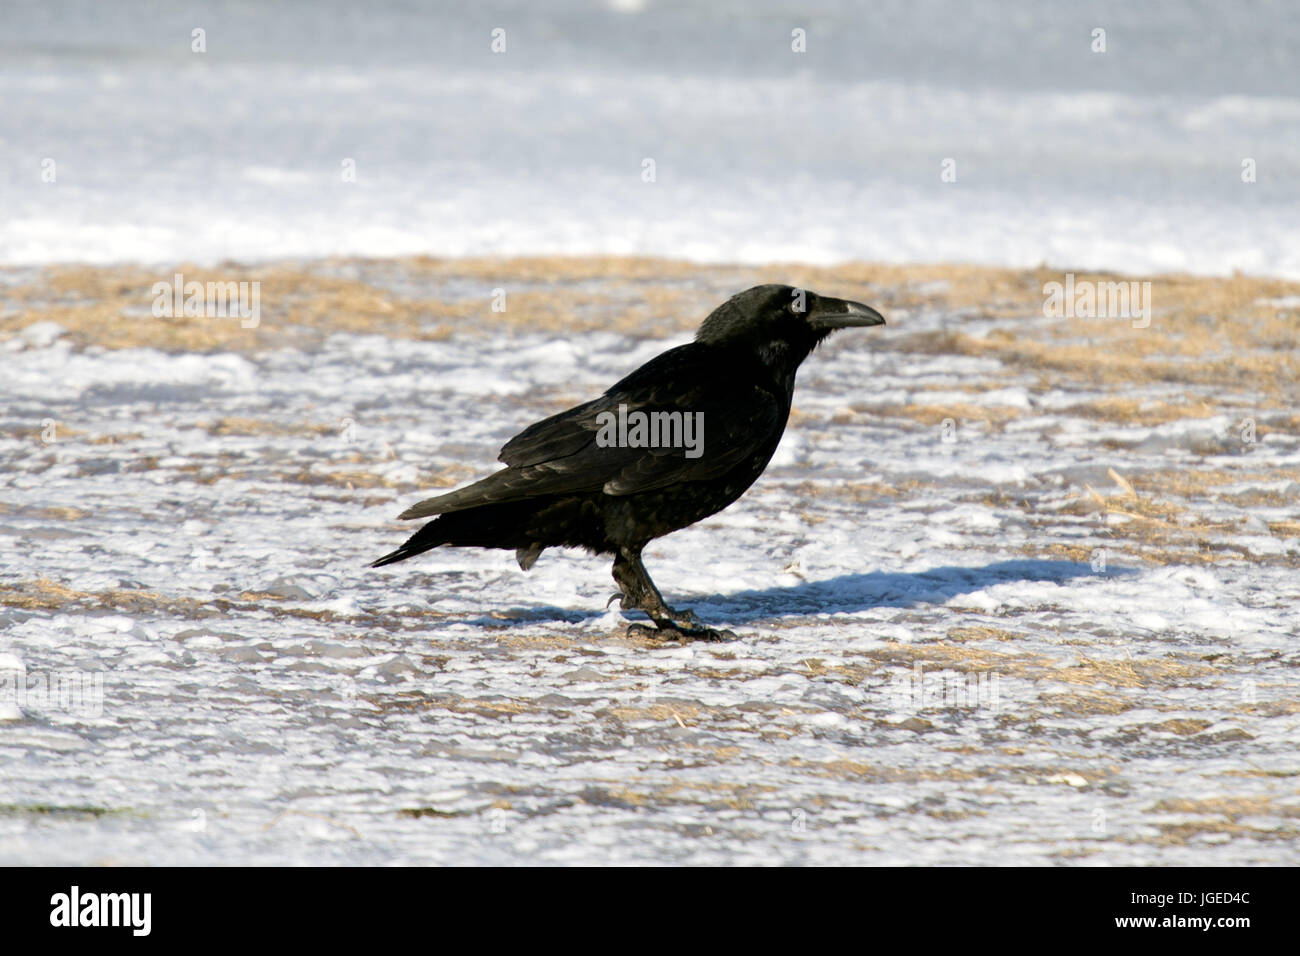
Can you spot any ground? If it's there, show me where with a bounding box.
[1,257,1297,864]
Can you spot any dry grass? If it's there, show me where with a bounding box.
[1039,691,1134,717]
[787,757,982,784]
[854,641,1055,680]
[7,258,1298,380]
[1063,397,1222,426]
[1144,795,1300,845]
[203,417,342,438]
[0,578,205,615]
[872,402,1024,428]
[1152,796,1290,818]
[1055,654,1215,689]
[1149,718,1213,736]
[0,503,91,522]
[946,626,1024,643]
[1015,463,1300,569]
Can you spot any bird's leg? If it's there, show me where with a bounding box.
[611,548,683,623]
[611,548,733,641]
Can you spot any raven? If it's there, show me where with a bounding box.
[371,284,885,640]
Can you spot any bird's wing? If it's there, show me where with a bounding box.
[596,380,784,495]
[496,394,610,467]
[397,344,786,518]
[497,343,707,468]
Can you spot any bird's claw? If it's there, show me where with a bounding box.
[627,622,737,643]
[665,606,701,626]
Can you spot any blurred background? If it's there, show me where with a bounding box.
[3,0,1298,275]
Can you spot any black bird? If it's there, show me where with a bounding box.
[371,285,885,640]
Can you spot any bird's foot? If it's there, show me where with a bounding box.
[612,591,699,625]
[664,606,701,626]
[615,591,644,613]
[627,621,737,643]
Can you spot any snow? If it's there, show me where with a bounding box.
[1,301,1296,865]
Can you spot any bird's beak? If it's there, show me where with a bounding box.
[807,297,887,331]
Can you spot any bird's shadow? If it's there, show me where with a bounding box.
[691,558,1131,625]
[464,559,1130,628]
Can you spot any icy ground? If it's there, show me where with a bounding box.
[1,275,1298,865]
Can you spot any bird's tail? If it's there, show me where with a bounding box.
[369,517,453,567]
[369,501,537,568]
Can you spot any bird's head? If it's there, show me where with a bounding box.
[695,284,885,372]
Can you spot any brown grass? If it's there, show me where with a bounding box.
[7,259,1298,390]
